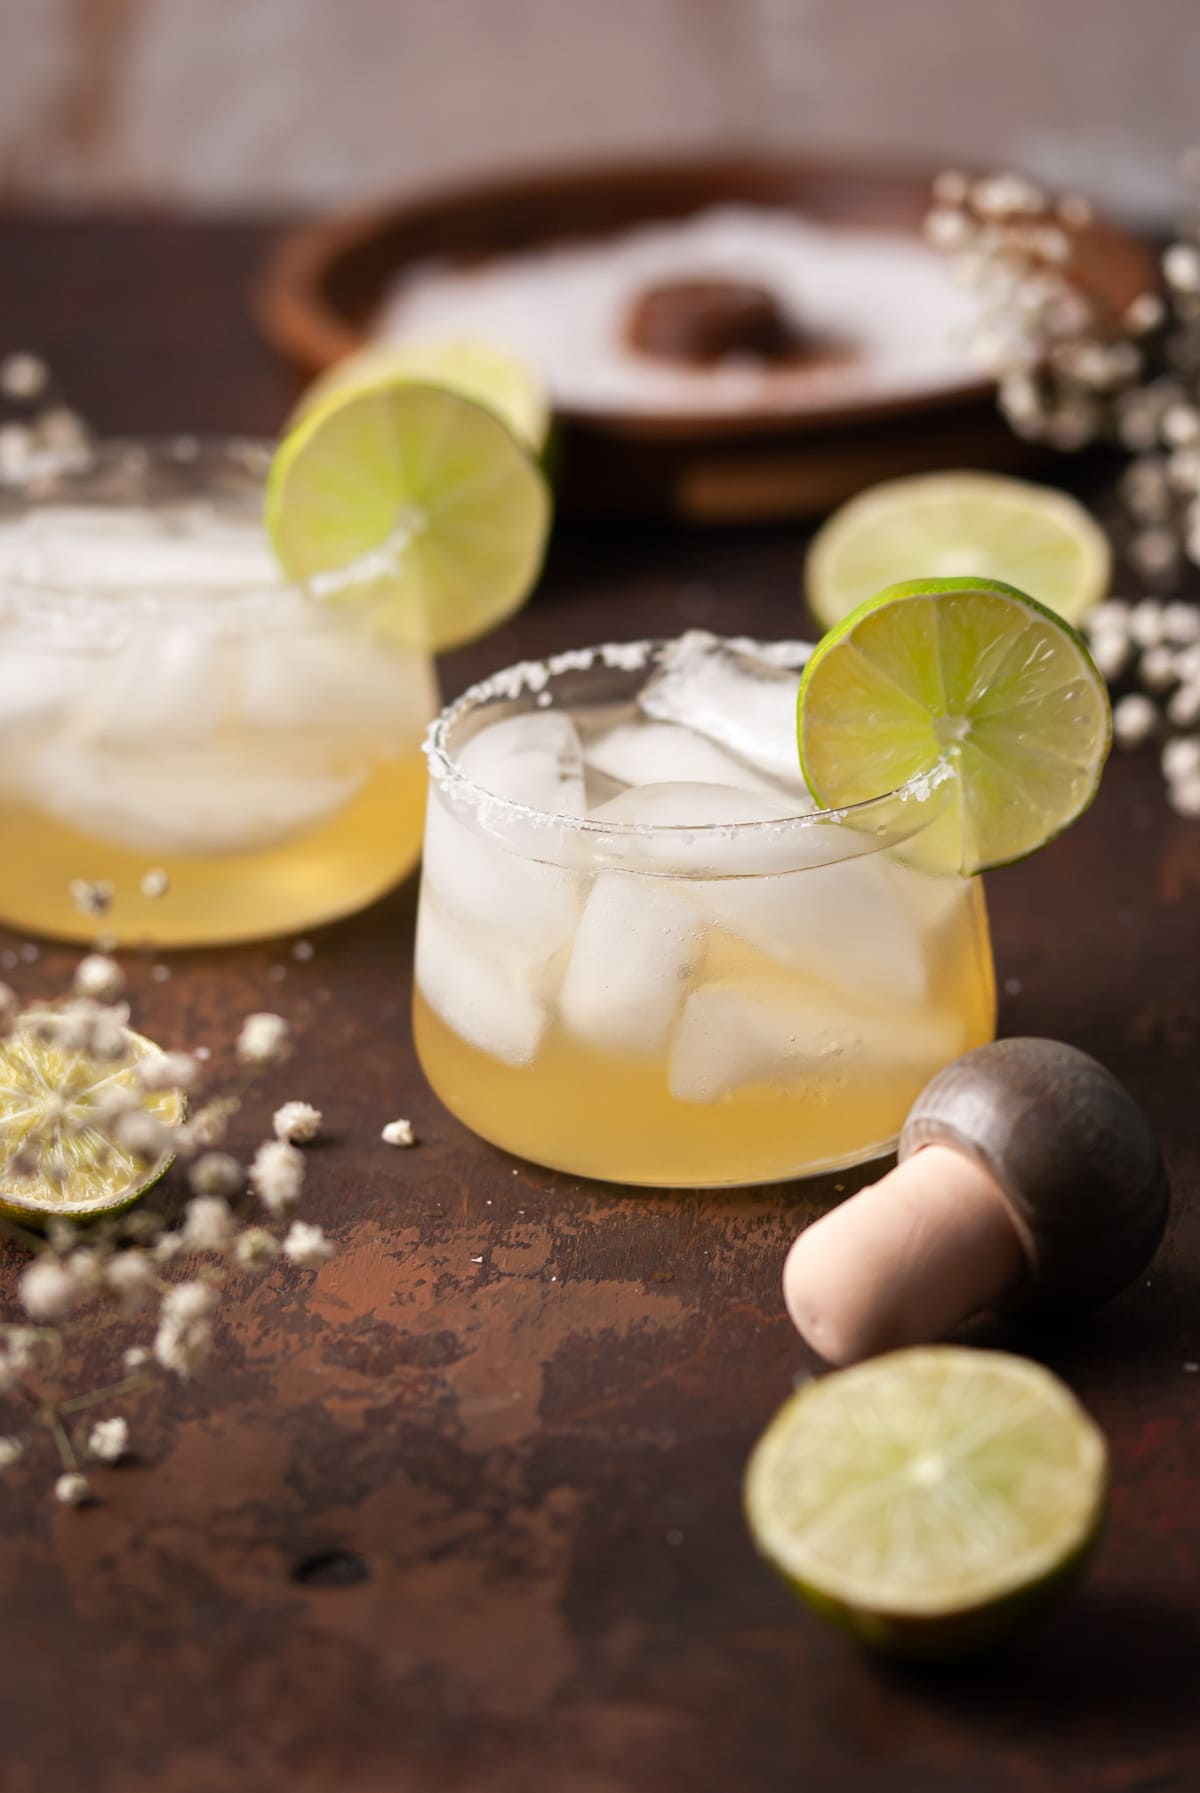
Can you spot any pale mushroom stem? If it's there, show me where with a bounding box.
[782,1145,1029,1367]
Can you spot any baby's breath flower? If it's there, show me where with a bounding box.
[20,1257,81,1321]
[273,1100,322,1144]
[4,1328,43,1374]
[250,1139,305,1214]
[0,981,17,1039]
[137,1051,197,1093]
[54,1472,91,1507]
[87,1417,128,1463]
[122,1346,150,1371]
[103,1251,157,1315]
[1113,692,1159,747]
[68,879,113,919]
[152,1232,184,1264]
[175,1099,235,1153]
[187,1152,243,1199]
[1164,242,1200,294]
[0,351,49,399]
[65,1247,105,1295]
[236,1012,291,1067]
[112,1108,173,1163]
[154,1281,217,1378]
[1124,292,1167,336]
[234,1227,279,1271]
[0,1437,24,1470]
[72,954,124,1002]
[181,1196,235,1251]
[51,998,131,1061]
[161,1281,217,1325]
[282,1221,334,1268]
[34,406,89,456]
[381,1118,415,1148]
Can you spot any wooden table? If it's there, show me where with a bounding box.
[1,215,1197,1793]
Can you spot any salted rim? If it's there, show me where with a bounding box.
[0,435,333,626]
[424,635,954,860]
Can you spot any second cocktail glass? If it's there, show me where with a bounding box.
[0,438,438,946]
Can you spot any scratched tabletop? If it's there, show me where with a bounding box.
[0,216,1196,1793]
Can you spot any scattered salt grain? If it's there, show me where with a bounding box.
[381,1118,415,1147]
[139,868,170,898]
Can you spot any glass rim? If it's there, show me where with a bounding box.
[0,433,299,620]
[425,636,956,868]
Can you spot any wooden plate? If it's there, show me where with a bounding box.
[255,154,1154,521]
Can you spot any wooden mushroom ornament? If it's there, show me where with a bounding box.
[784,1038,1170,1366]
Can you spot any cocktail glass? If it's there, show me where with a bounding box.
[414,634,996,1187]
[0,438,437,946]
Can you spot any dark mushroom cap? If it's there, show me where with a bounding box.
[899,1037,1170,1312]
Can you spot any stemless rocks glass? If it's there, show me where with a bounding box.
[0,438,437,946]
[415,634,996,1187]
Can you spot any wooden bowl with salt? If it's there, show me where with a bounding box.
[255,154,1154,522]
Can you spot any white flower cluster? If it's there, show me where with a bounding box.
[0,973,335,1508]
[926,157,1200,581]
[1084,598,1200,814]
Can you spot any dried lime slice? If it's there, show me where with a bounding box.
[797,577,1111,873]
[0,1014,182,1224]
[292,338,550,455]
[266,380,551,654]
[745,1347,1107,1659]
[806,472,1112,631]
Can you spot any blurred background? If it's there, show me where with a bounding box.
[0,0,1197,223]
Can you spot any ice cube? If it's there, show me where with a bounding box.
[587,782,934,1009]
[698,851,933,1011]
[668,978,856,1103]
[559,872,703,1056]
[638,631,809,788]
[421,792,583,958]
[458,711,587,815]
[415,900,550,1067]
[584,719,783,796]
[668,976,963,1104]
[0,631,90,733]
[239,622,436,746]
[14,738,364,855]
[64,625,233,748]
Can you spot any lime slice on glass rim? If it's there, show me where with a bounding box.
[291,338,551,456]
[266,379,552,654]
[805,472,1112,632]
[744,1346,1107,1660]
[0,1014,182,1225]
[797,576,1112,873]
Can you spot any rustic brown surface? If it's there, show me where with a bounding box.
[0,215,1198,1793]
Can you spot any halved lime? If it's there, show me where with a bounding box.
[292,338,550,455]
[267,381,552,654]
[797,577,1111,872]
[745,1347,1107,1659]
[806,472,1112,632]
[0,1014,183,1224]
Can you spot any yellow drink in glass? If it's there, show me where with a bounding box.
[0,439,437,946]
[415,635,996,1186]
